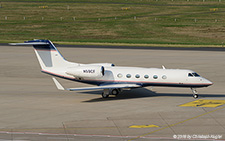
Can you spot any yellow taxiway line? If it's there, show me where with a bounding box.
[129,125,159,128]
[179,99,225,107]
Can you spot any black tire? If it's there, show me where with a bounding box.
[102,93,109,98]
[193,94,198,99]
[111,89,119,95]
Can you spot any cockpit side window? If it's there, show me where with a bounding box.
[188,73,193,77]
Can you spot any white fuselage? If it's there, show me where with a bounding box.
[42,65,212,88]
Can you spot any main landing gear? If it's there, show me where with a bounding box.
[191,88,198,99]
[101,89,122,98]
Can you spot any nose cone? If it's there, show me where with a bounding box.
[202,78,213,87]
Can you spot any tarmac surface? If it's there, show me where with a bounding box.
[0,45,225,141]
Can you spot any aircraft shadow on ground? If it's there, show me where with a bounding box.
[81,88,225,103]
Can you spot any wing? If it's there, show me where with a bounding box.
[52,77,141,91]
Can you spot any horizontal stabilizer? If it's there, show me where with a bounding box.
[9,42,49,46]
[52,77,65,90]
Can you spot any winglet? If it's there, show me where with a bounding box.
[52,77,65,90]
[162,65,166,69]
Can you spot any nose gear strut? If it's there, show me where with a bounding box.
[191,88,198,99]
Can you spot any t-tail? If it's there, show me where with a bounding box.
[10,39,77,72]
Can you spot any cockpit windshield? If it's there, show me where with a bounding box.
[188,72,200,77]
[192,73,200,77]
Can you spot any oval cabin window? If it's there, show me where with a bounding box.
[153,75,158,79]
[144,75,149,79]
[126,74,131,78]
[162,75,167,79]
[135,74,140,78]
[117,73,123,78]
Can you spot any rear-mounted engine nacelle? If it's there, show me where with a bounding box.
[86,63,115,67]
[66,65,105,78]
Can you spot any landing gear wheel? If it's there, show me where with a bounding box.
[111,89,119,95]
[193,94,198,99]
[102,92,109,98]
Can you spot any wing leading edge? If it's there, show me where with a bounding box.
[52,77,141,91]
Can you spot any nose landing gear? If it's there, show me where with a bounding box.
[191,88,198,99]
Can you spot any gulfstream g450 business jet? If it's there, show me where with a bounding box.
[10,40,213,98]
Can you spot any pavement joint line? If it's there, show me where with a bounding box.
[128,105,225,141]
[0,131,174,140]
[111,119,123,137]
[158,112,177,135]
[205,107,225,131]
[0,126,117,131]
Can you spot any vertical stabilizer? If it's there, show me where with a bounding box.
[10,40,76,70]
[30,40,68,69]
